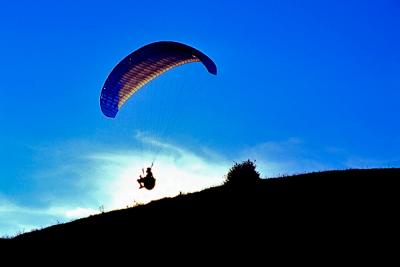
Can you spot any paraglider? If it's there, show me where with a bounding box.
[100,41,217,191]
[100,41,217,118]
[137,167,156,190]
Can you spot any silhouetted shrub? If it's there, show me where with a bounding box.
[224,159,260,187]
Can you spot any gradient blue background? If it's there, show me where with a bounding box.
[0,0,399,235]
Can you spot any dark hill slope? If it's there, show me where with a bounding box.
[7,168,400,250]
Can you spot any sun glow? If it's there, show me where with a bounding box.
[91,143,228,211]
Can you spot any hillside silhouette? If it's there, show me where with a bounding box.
[2,168,399,253]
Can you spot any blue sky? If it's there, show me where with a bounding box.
[0,0,399,236]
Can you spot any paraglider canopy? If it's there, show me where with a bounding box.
[100,41,217,118]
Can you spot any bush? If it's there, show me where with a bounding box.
[224,159,260,187]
